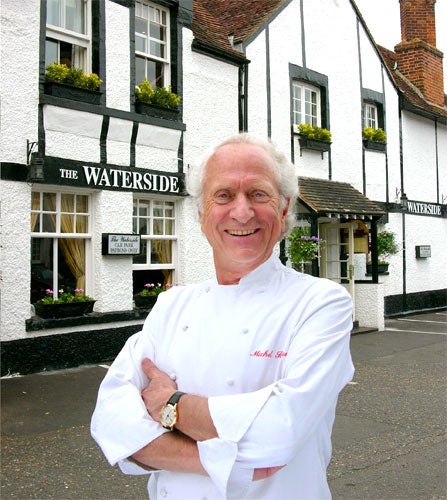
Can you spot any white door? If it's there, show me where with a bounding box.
[319,223,355,319]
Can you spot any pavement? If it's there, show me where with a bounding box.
[1,311,446,500]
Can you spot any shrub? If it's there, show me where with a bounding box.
[298,123,332,142]
[363,127,386,143]
[45,62,102,91]
[135,79,181,109]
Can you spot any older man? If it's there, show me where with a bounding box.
[91,133,354,499]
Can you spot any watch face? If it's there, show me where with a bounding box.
[161,404,176,427]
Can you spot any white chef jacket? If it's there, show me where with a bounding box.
[91,254,354,499]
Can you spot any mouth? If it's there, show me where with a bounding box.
[226,229,258,236]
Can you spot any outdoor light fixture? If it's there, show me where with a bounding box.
[395,188,408,211]
[26,140,45,182]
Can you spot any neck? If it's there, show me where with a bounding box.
[214,254,272,285]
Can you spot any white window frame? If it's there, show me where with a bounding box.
[132,197,178,276]
[363,103,378,129]
[31,188,93,300]
[46,0,91,71]
[135,0,171,87]
[292,81,321,127]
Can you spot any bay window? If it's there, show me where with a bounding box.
[31,190,91,304]
[132,198,177,293]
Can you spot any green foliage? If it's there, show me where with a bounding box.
[135,79,181,109]
[286,227,325,265]
[45,62,102,91]
[38,288,94,304]
[298,123,332,142]
[377,230,398,261]
[363,127,387,143]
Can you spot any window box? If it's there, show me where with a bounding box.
[298,136,331,153]
[34,301,96,319]
[363,139,387,152]
[135,101,180,121]
[44,81,101,105]
[134,294,158,309]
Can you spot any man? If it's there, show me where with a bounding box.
[91,133,354,499]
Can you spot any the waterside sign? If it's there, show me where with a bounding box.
[406,200,444,217]
[42,157,185,196]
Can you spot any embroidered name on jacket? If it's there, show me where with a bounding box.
[250,350,288,359]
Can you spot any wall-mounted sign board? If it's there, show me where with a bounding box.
[415,245,431,258]
[102,234,141,255]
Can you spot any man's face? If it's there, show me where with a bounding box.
[199,142,289,283]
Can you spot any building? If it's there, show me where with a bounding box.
[1,0,446,375]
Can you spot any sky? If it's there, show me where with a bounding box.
[353,0,447,91]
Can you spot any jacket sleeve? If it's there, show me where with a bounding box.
[197,281,355,498]
[90,309,169,469]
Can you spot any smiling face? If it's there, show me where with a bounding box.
[199,142,290,284]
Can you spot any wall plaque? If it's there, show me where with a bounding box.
[102,234,141,255]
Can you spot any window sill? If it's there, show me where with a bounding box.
[26,308,150,332]
[363,139,387,152]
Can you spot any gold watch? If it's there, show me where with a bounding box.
[160,391,186,430]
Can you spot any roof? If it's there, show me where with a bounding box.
[298,177,386,218]
[192,0,288,58]
[378,46,447,122]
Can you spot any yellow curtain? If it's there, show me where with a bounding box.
[30,192,40,231]
[59,195,86,290]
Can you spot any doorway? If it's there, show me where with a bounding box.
[319,222,355,318]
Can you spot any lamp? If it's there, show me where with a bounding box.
[27,140,45,182]
[395,188,408,211]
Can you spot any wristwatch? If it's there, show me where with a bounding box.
[160,391,186,430]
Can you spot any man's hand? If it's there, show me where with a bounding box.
[141,358,177,422]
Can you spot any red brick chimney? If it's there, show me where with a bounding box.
[394,0,445,107]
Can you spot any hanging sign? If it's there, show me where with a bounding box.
[102,234,141,255]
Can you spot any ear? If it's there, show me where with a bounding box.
[281,198,290,232]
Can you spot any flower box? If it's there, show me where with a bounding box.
[363,139,386,152]
[134,295,158,309]
[135,101,180,121]
[34,301,96,319]
[44,81,101,105]
[298,136,331,155]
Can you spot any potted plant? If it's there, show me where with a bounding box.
[295,123,332,155]
[286,227,325,273]
[34,288,95,319]
[135,79,181,120]
[134,282,174,309]
[367,230,398,274]
[44,62,103,104]
[363,127,387,151]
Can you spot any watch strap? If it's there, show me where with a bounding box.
[167,391,186,406]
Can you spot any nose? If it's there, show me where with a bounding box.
[230,194,254,223]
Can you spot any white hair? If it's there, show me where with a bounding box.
[186,133,298,237]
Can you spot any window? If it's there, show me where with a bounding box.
[363,103,378,129]
[132,198,177,293]
[45,0,90,70]
[135,1,170,87]
[30,190,91,303]
[292,82,321,127]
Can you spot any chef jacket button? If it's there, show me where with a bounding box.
[242,328,249,334]
[182,324,189,331]
[159,487,168,497]
[226,377,234,386]
[169,373,177,381]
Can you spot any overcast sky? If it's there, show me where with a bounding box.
[354,0,447,91]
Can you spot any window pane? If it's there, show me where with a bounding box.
[42,214,56,232]
[66,0,85,34]
[153,219,163,235]
[152,239,172,264]
[47,0,61,26]
[61,214,74,233]
[31,238,54,302]
[150,40,164,59]
[45,39,59,66]
[43,192,56,212]
[135,56,146,85]
[133,239,148,264]
[76,215,88,233]
[150,22,165,42]
[76,195,88,213]
[165,219,175,235]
